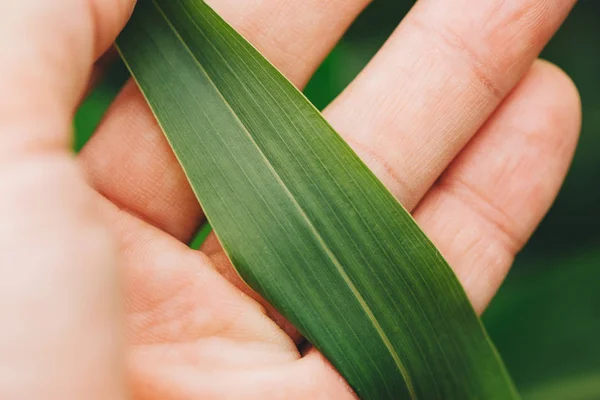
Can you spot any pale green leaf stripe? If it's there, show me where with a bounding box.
[117,1,519,398]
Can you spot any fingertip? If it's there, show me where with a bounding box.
[519,60,582,154]
[91,0,137,58]
[412,59,582,312]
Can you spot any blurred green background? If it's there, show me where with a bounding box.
[76,1,600,398]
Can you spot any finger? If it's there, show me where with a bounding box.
[413,60,581,313]
[201,58,581,342]
[129,354,357,400]
[199,0,575,334]
[80,0,371,241]
[0,0,135,158]
[0,157,127,399]
[0,2,134,397]
[325,0,576,210]
[97,198,305,396]
[198,0,576,340]
[206,0,372,88]
[129,328,356,399]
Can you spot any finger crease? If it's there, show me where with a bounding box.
[344,137,417,207]
[408,16,504,100]
[436,175,525,254]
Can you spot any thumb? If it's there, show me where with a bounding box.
[0,0,136,159]
[0,1,136,399]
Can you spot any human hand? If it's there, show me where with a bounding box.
[0,0,580,398]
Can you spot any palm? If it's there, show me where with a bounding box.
[109,211,351,399]
[76,0,579,398]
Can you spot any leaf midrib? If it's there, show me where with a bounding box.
[149,0,416,397]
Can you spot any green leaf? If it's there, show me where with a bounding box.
[116,1,519,398]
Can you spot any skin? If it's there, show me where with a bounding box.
[0,0,581,398]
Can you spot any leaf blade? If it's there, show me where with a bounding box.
[117,1,519,398]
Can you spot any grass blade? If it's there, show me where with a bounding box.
[117,1,519,398]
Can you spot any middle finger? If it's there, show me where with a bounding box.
[326,0,576,209]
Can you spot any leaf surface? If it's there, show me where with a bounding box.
[117,1,519,398]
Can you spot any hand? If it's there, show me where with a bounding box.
[0,0,580,398]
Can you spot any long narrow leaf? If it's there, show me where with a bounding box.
[117,1,519,398]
